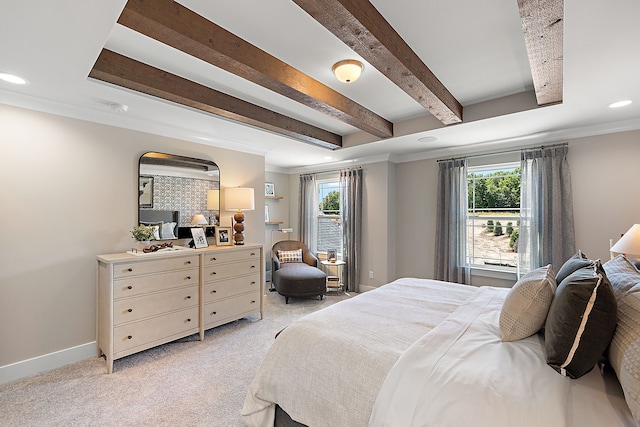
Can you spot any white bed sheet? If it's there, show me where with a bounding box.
[242,278,636,427]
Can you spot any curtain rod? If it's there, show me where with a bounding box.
[301,165,362,177]
[436,142,568,163]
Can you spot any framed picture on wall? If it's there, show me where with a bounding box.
[216,226,232,246]
[265,182,275,196]
[190,227,208,249]
[139,176,154,208]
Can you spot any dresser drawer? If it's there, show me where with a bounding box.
[204,292,260,327]
[203,248,259,266]
[114,255,199,279]
[203,274,260,303]
[114,268,199,299]
[113,307,198,355]
[114,285,199,326]
[204,259,259,281]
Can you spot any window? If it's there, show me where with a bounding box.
[467,162,521,270]
[316,179,342,254]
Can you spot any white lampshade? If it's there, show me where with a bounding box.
[207,189,219,210]
[611,224,640,256]
[332,60,363,83]
[191,214,208,226]
[225,187,255,211]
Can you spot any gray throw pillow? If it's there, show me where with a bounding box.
[545,260,617,378]
[604,254,640,299]
[555,250,592,284]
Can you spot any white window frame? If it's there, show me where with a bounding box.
[316,177,342,257]
[466,161,521,274]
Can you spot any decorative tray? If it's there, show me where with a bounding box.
[126,245,194,256]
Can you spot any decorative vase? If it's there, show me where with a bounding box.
[135,240,151,251]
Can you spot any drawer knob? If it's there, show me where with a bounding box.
[211,312,217,315]
[211,290,217,294]
[186,276,191,280]
[250,252,256,256]
[127,309,132,313]
[187,318,191,322]
[186,260,192,265]
[251,281,256,285]
[251,300,256,304]
[250,265,256,269]
[186,295,191,299]
[211,271,217,275]
[127,268,133,272]
[127,286,133,290]
[127,335,132,340]
[211,257,217,261]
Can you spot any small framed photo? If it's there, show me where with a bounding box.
[327,248,337,262]
[265,182,275,197]
[265,205,270,222]
[190,227,209,249]
[216,226,232,246]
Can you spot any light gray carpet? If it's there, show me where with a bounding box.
[0,289,351,427]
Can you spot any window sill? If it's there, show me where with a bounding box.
[470,266,517,282]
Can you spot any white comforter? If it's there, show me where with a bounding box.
[242,278,634,427]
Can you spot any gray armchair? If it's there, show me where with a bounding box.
[272,240,326,304]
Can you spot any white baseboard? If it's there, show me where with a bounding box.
[0,341,96,385]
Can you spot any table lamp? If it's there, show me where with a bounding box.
[610,224,640,267]
[225,187,255,245]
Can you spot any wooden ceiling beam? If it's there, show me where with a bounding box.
[89,49,342,149]
[116,0,393,139]
[292,0,463,125]
[517,0,564,106]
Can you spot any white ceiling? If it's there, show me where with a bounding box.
[1,0,639,173]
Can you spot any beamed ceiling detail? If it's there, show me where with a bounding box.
[88,0,563,150]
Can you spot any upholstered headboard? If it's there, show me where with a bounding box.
[139,210,179,239]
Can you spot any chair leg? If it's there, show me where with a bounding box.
[285,296,289,304]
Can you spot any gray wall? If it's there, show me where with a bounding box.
[0,104,265,373]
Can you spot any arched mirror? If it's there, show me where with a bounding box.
[138,152,220,239]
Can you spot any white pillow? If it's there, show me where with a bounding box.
[278,249,303,263]
[160,222,177,239]
[499,264,557,342]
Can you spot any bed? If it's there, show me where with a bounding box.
[138,209,179,240]
[242,255,640,427]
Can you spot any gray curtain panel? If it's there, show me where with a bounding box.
[519,145,576,275]
[298,174,317,252]
[434,158,471,284]
[340,168,363,293]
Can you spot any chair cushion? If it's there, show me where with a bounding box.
[273,263,326,297]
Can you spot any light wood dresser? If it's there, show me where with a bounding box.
[97,244,263,373]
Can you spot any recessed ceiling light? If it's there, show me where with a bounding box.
[608,100,632,109]
[418,136,438,143]
[0,73,28,85]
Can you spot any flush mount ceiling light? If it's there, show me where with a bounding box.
[609,100,633,108]
[332,60,363,83]
[0,73,28,85]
